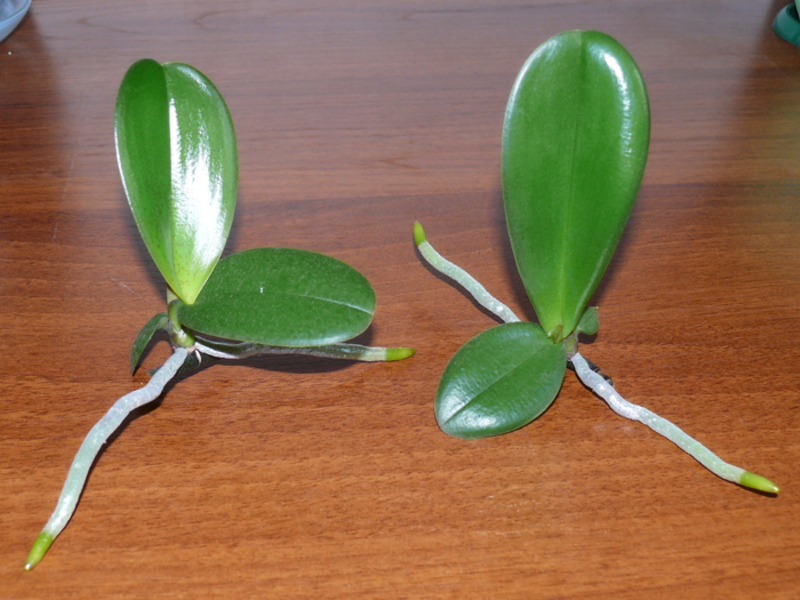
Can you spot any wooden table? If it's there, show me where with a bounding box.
[2,1,799,597]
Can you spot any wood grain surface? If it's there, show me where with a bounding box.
[2,1,799,598]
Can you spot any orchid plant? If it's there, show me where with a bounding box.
[416,31,778,495]
[26,59,413,570]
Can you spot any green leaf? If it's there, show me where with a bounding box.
[115,59,238,305]
[576,306,599,336]
[502,31,649,342]
[435,322,567,439]
[175,248,377,347]
[130,312,169,374]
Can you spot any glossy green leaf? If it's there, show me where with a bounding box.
[502,31,649,342]
[175,248,376,347]
[435,322,567,439]
[115,59,238,305]
[130,312,168,374]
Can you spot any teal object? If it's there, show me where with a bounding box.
[774,4,800,47]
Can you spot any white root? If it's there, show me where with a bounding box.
[416,234,520,324]
[570,352,776,492]
[26,347,188,569]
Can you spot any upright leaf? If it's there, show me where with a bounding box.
[115,59,238,305]
[502,31,649,342]
[175,248,377,347]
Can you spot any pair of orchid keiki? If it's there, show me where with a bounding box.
[25,30,778,572]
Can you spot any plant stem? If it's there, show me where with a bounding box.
[195,338,414,362]
[570,352,779,494]
[167,298,194,348]
[25,347,189,571]
[414,222,521,324]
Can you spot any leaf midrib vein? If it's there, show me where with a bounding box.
[443,349,545,425]
[252,287,373,315]
[558,35,587,335]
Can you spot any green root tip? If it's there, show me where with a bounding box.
[386,347,416,361]
[739,471,779,494]
[413,222,426,246]
[25,532,54,571]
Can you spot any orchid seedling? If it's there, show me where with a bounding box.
[26,59,413,570]
[415,31,778,494]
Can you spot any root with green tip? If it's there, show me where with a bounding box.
[25,348,189,571]
[414,221,779,494]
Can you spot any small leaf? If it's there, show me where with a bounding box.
[115,59,238,304]
[435,322,567,439]
[502,31,649,342]
[175,248,376,347]
[576,306,599,336]
[130,312,169,374]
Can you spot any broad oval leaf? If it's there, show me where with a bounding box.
[175,248,376,347]
[115,59,238,305]
[502,31,649,342]
[435,322,566,439]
